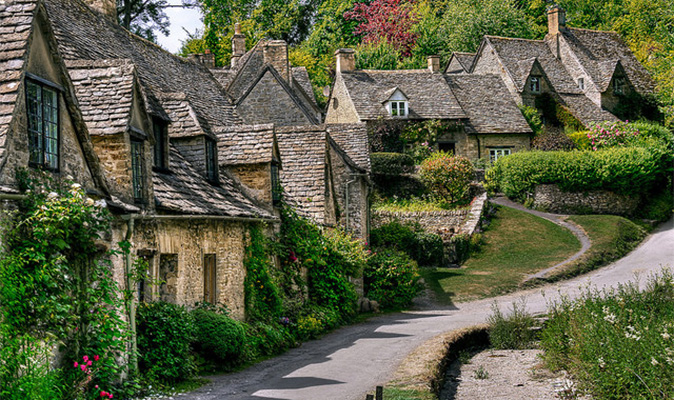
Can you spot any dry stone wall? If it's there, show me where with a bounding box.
[533,184,640,215]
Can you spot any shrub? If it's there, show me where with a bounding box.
[370,221,444,267]
[136,302,196,383]
[371,152,415,175]
[365,250,422,309]
[532,126,576,151]
[487,300,537,350]
[419,152,474,204]
[518,104,543,136]
[368,119,406,153]
[567,130,591,150]
[244,225,282,323]
[587,120,641,150]
[191,308,246,367]
[244,321,294,359]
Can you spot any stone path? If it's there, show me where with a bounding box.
[490,196,591,281]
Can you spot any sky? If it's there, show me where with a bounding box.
[156,0,204,54]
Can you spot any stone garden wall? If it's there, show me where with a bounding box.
[533,184,640,215]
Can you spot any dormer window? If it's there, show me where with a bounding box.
[578,78,585,90]
[530,76,541,93]
[384,88,409,118]
[130,137,145,202]
[271,160,281,205]
[205,138,218,183]
[613,77,626,95]
[390,101,408,117]
[26,78,60,171]
[153,118,168,170]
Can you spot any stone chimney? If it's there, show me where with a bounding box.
[427,55,440,73]
[335,48,356,73]
[86,0,117,20]
[188,50,215,69]
[231,23,246,68]
[263,40,291,83]
[547,6,566,35]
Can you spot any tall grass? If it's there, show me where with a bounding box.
[541,269,674,399]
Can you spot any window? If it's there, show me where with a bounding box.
[271,161,281,205]
[530,77,541,93]
[489,148,511,162]
[159,254,178,303]
[389,101,408,117]
[203,254,216,304]
[153,119,168,169]
[26,80,59,170]
[578,78,585,90]
[130,138,144,202]
[205,138,218,183]
[613,77,626,95]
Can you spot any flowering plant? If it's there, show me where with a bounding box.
[587,120,640,150]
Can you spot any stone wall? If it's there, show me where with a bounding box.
[226,163,273,205]
[329,144,369,239]
[325,74,360,124]
[533,184,640,215]
[372,209,469,241]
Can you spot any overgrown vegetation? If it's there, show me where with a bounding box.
[365,250,422,309]
[487,300,537,350]
[419,151,474,205]
[541,270,674,399]
[370,221,444,267]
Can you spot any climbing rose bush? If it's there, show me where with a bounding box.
[587,121,640,150]
[419,151,474,204]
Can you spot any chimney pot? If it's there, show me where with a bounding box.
[547,6,566,36]
[335,48,356,73]
[428,55,440,73]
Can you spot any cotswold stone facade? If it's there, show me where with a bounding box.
[533,184,640,216]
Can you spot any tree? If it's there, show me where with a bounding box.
[117,0,172,42]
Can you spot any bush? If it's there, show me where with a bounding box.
[191,308,246,367]
[419,152,474,204]
[486,146,671,201]
[518,104,543,136]
[244,321,294,359]
[567,130,591,150]
[368,119,406,153]
[487,300,537,350]
[136,302,196,383]
[371,152,415,175]
[365,250,422,309]
[370,221,444,267]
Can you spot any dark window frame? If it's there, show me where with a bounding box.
[26,77,61,171]
[613,76,626,95]
[530,76,541,93]
[153,118,169,171]
[130,135,145,203]
[271,160,282,206]
[205,137,218,184]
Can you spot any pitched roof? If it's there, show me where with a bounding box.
[153,144,272,218]
[291,66,319,110]
[157,92,211,139]
[275,125,330,222]
[339,69,466,120]
[0,0,36,165]
[215,124,276,166]
[67,59,136,136]
[445,52,476,74]
[326,123,370,172]
[444,74,532,134]
[558,93,619,125]
[42,0,242,131]
[560,27,655,94]
[484,36,582,94]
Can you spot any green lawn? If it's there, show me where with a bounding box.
[420,206,580,304]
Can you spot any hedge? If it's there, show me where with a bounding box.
[485,145,671,201]
[371,152,415,176]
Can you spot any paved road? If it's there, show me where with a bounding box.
[183,217,673,400]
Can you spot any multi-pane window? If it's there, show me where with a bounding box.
[390,101,408,117]
[26,80,59,170]
[203,254,216,304]
[578,77,585,90]
[131,138,144,202]
[613,77,626,95]
[205,138,218,183]
[153,119,168,169]
[530,77,541,93]
[489,148,511,162]
[271,161,281,205]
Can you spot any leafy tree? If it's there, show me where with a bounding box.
[117,0,171,42]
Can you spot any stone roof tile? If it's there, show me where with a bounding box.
[216,123,275,165]
[326,123,370,171]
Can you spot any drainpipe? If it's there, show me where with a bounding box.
[123,215,138,373]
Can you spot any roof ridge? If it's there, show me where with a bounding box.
[565,26,620,35]
[485,35,545,44]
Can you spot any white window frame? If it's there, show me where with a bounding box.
[489,148,511,162]
[530,76,541,93]
[578,77,585,90]
[389,100,408,117]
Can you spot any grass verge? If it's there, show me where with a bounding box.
[539,214,647,282]
[420,205,580,303]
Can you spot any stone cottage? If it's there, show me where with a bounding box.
[325,49,533,161]
[0,0,279,319]
[455,7,656,127]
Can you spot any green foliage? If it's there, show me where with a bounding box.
[637,185,673,222]
[368,118,406,153]
[401,120,462,164]
[244,321,294,359]
[191,308,246,367]
[449,232,482,265]
[534,92,584,131]
[370,152,415,176]
[355,40,401,70]
[487,300,537,350]
[365,250,421,309]
[541,270,674,399]
[567,131,591,150]
[486,146,671,201]
[244,224,282,322]
[518,105,543,136]
[419,151,474,204]
[136,302,196,383]
[369,221,444,267]
[372,195,454,212]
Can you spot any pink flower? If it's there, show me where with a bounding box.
[101,391,106,397]
[95,385,99,389]
[87,360,92,366]
[94,355,100,361]
[80,364,87,372]
[83,355,89,362]
[109,395,113,399]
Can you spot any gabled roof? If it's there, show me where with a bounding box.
[558,93,619,125]
[216,124,277,166]
[482,36,581,94]
[560,27,655,94]
[445,52,476,74]
[339,69,466,120]
[157,92,212,139]
[275,125,331,223]
[153,144,272,218]
[291,66,319,108]
[0,0,37,165]
[67,59,137,136]
[444,74,532,134]
[326,123,370,172]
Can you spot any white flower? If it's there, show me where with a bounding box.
[651,357,659,366]
[71,183,81,189]
[662,332,671,340]
[598,357,606,368]
[95,199,107,208]
[47,192,58,199]
[85,198,95,206]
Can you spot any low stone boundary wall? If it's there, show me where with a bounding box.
[533,184,639,215]
[372,209,469,242]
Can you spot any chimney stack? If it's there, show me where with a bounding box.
[547,6,566,35]
[427,55,440,73]
[85,0,117,21]
[263,41,291,83]
[335,48,356,73]
[231,23,246,68]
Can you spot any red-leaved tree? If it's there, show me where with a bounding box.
[344,0,419,56]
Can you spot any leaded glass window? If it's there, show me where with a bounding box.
[205,138,218,183]
[26,80,59,170]
[131,138,144,202]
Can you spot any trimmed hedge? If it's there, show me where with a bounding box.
[192,309,247,367]
[371,152,415,176]
[370,221,444,267]
[486,146,670,201]
[365,250,422,309]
